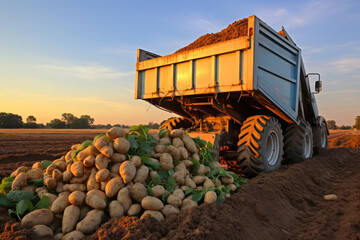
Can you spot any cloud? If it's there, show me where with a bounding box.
[192,18,221,33]
[257,0,351,29]
[43,64,134,81]
[331,57,360,73]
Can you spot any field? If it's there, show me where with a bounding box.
[0,129,360,239]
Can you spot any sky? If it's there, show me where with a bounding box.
[0,0,359,126]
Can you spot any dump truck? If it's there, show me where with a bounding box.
[135,15,329,177]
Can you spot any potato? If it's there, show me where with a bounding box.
[46,164,58,175]
[182,135,197,153]
[192,175,205,184]
[54,233,63,240]
[77,145,98,162]
[51,194,70,214]
[95,169,110,183]
[181,186,189,192]
[83,155,95,167]
[27,168,43,180]
[140,210,164,221]
[45,178,57,190]
[70,170,91,184]
[99,145,114,158]
[166,146,181,161]
[117,187,132,212]
[76,209,104,234]
[63,184,86,192]
[109,200,124,218]
[62,205,80,234]
[31,225,53,238]
[120,161,136,184]
[127,203,142,216]
[44,193,58,207]
[141,196,164,210]
[179,147,189,160]
[12,172,27,190]
[107,127,126,139]
[111,153,126,163]
[221,176,234,184]
[196,164,210,175]
[171,129,185,138]
[131,156,141,168]
[65,150,73,162]
[85,193,106,209]
[32,162,44,170]
[160,153,174,170]
[185,177,196,188]
[192,153,200,161]
[21,209,54,227]
[229,184,237,192]
[105,177,124,198]
[204,191,217,204]
[151,185,166,198]
[161,205,180,217]
[113,137,130,154]
[63,230,85,240]
[167,195,182,207]
[95,154,109,170]
[36,187,48,199]
[172,138,184,148]
[134,165,149,183]
[94,136,108,151]
[159,137,171,145]
[69,191,86,206]
[110,163,121,175]
[79,205,91,222]
[70,161,84,177]
[154,145,166,153]
[130,182,148,202]
[203,177,215,188]
[63,171,73,182]
[172,189,185,200]
[87,168,100,191]
[52,169,63,182]
[181,199,198,211]
[149,171,158,180]
[215,178,222,187]
[22,185,36,194]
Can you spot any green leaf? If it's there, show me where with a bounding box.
[158,129,169,138]
[147,185,153,196]
[161,193,168,204]
[0,194,12,208]
[34,195,50,209]
[71,150,81,162]
[207,168,219,178]
[77,140,93,151]
[8,209,16,218]
[144,161,160,171]
[127,134,139,150]
[190,158,200,173]
[0,177,15,195]
[93,134,107,142]
[16,200,29,220]
[41,161,53,169]
[139,142,153,155]
[26,179,44,187]
[192,191,206,202]
[216,192,226,203]
[6,190,34,203]
[163,176,176,193]
[185,188,195,196]
[168,169,174,176]
[147,174,161,188]
[158,170,169,180]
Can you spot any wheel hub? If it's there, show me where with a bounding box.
[265,131,280,166]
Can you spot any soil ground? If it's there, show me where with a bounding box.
[0,129,359,240]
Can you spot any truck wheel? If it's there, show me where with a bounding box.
[159,117,193,131]
[237,115,284,177]
[313,120,328,153]
[284,121,313,163]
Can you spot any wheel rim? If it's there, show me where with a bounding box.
[304,132,312,158]
[265,131,280,166]
[320,126,327,148]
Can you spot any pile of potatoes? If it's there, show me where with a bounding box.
[9,127,238,240]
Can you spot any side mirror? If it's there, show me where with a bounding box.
[315,80,322,93]
[306,73,321,94]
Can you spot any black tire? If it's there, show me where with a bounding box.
[312,120,328,154]
[284,121,313,164]
[237,115,284,177]
[159,117,193,131]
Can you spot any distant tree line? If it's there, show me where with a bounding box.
[0,112,160,129]
[326,120,353,130]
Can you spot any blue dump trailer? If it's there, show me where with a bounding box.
[135,15,328,177]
